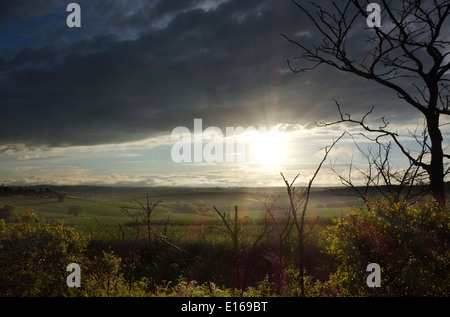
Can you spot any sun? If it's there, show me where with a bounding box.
[247,129,290,169]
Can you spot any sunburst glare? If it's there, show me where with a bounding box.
[245,129,290,170]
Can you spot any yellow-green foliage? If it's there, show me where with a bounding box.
[1,196,448,298]
[71,250,150,297]
[0,212,88,296]
[323,197,450,296]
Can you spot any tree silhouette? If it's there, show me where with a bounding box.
[0,205,15,220]
[67,205,84,217]
[284,0,450,207]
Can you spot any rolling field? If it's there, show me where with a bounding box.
[0,185,356,241]
[0,186,355,220]
[2,185,445,297]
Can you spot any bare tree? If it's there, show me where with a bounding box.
[212,205,269,294]
[329,132,429,204]
[119,197,162,285]
[280,133,343,296]
[283,0,450,207]
[120,197,214,293]
[260,194,294,295]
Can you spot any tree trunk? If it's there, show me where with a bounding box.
[426,109,446,207]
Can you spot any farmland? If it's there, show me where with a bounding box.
[0,185,355,236]
[2,185,447,297]
[0,185,355,294]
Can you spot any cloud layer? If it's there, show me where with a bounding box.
[2,0,446,187]
[0,0,421,148]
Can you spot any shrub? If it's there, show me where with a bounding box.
[322,197,450,296]
[153,277,231,297]
[72,250,149,297]
[67,205,84,217]
[0,205,16,221]
[0,212,148,297]
[0,212,88,296]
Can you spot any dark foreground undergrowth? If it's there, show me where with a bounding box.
[0,197,448,297]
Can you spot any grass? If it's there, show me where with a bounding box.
[0,186,354,257]
[0,186,354,228]
[2,186,447,298]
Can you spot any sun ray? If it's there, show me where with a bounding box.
[246,129,290,171]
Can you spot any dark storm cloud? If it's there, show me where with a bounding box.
[0,0,412,147]
[0,0,62,26]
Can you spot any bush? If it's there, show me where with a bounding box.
[67,205,84,217]
[0,205,16,221]
[0,212,88,296]
[153,277,231,297]
[72,250,150,297]
[322,197,450,296]
[0,212,149,297]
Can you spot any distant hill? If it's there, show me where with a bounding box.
[2,182,444,201]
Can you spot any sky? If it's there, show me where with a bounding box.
[0,0,449,188]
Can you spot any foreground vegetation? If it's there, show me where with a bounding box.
[0,186,448,297]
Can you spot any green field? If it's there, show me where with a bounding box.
[0,185,357,290]
[2,184,447,297]
[0,185,355,227]
[0,186,357,249]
